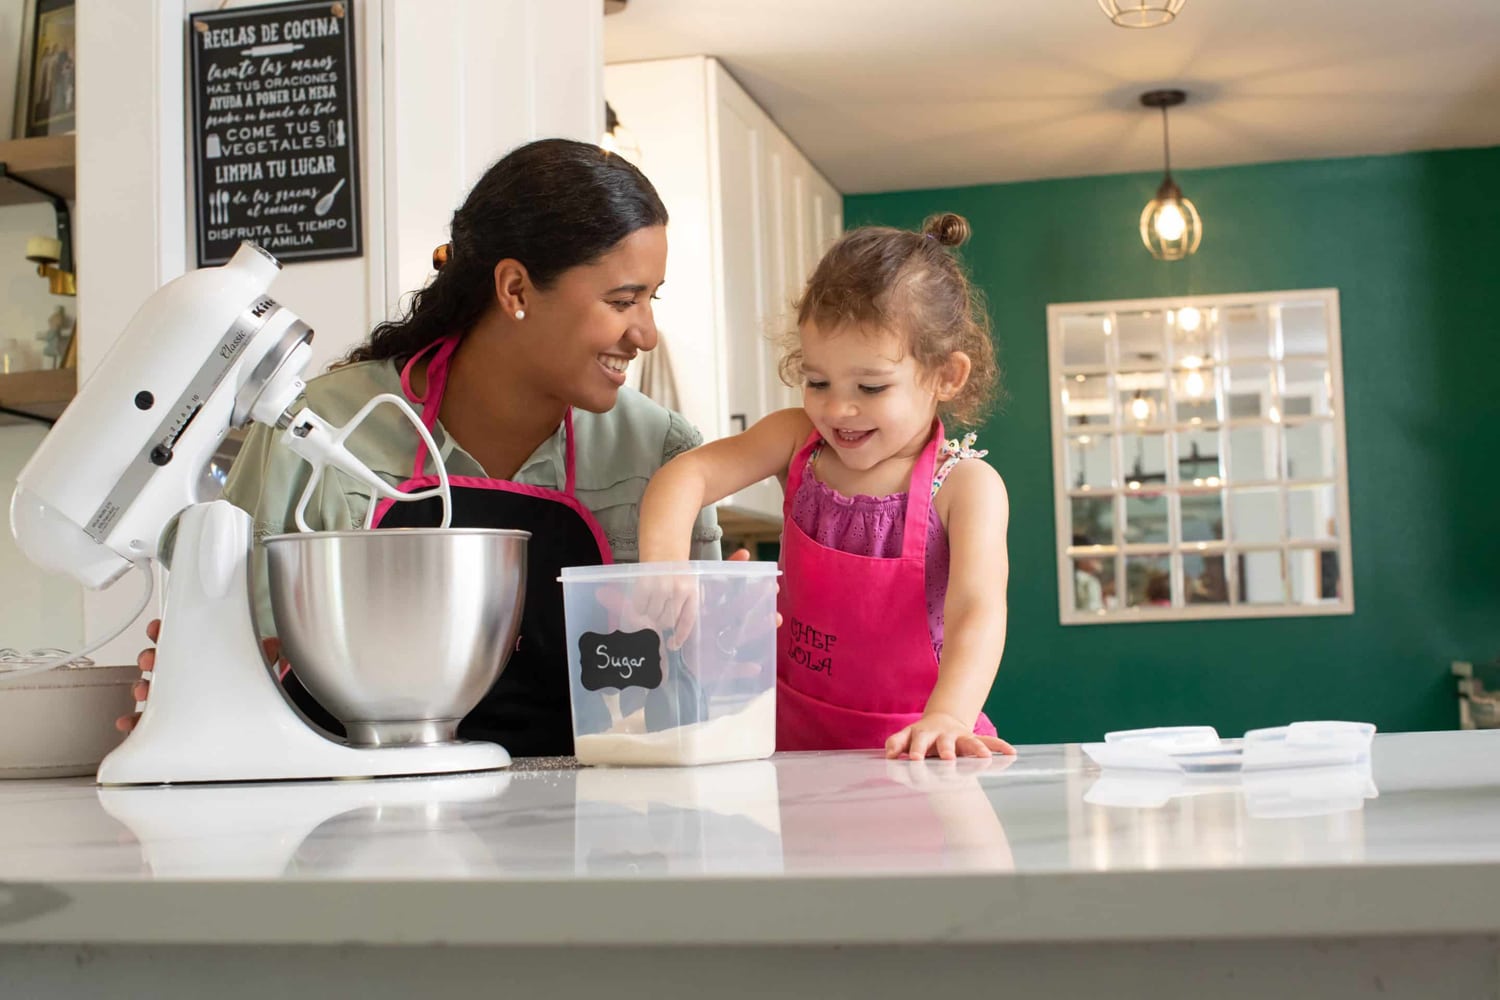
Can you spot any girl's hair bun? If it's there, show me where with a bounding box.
[921,212,970,248]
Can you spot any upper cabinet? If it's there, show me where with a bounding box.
[606,56,841,523]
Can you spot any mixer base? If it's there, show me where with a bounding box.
[98,502,512,785]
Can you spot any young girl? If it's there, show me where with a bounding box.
[637,213,1014,760]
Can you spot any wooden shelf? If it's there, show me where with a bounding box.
[0,367,75,425]
[0,134,75,205]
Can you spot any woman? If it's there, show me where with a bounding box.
[128,138,726,756]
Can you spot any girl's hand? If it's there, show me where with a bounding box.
[885,712,1017,761]
[626,572,701,650]
[117,618,287,733]
[626,550,764,648]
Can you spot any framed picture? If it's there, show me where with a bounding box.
[12,0,76,139]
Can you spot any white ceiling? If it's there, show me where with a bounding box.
[604,0,1500,193]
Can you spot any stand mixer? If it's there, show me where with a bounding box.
[7,242,517,785]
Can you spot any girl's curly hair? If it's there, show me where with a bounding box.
[778,212,1000,428]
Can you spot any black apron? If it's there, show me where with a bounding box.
[282,335,612,756]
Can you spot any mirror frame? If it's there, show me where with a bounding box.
[1046,288,1354,625]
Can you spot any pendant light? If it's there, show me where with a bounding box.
[1099,1,1186,28]
[1139,89,1202,261]
[1129,388,1155,424]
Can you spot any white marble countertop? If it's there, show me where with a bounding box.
[1,730,1498,947]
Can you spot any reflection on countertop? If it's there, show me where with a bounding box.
[0,731,1497,884]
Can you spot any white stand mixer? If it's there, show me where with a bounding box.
[7,243,511,785]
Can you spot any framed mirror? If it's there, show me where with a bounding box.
[1047,289,1353,623]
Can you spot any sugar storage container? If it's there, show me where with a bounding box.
[560,561,779,766]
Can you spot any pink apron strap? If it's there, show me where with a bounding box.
[399,333,579,497]
[398,335,463,479]
[563,409,577,496]
[899,420,943,562]
[398,336,457,406]
[783,430,823,509]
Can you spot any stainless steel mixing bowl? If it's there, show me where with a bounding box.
[263,527,529,747]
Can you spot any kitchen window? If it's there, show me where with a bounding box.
[1047,289,1353,624]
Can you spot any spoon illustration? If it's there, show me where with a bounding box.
[314,178,346,217]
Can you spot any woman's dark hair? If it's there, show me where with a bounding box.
[343,139,668,365]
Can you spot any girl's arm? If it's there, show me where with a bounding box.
[887,458,1014,760]
[638,408,812,562]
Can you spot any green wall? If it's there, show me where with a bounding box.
[846,146,1500,743]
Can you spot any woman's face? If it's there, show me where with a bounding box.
[522,224,667,413]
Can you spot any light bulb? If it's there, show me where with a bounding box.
[1184,369,1205,398]
[1155,201,1187,241]
[1178,306,1202,331]
[1130,394,1153,422]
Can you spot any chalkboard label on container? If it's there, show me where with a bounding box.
[579,630,664,692]
[188,0,361,267]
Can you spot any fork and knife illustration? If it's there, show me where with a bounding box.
[208,189,231,226]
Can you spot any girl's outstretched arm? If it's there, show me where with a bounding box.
[638,407,812,562]
[887,458,1014,760]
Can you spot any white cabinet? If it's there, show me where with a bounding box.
[606,56,841,523]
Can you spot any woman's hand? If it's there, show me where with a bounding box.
[885,711,1017,761]
[116,618,162,733]
[117,618,286,733]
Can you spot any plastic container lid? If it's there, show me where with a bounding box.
[1083,726,1241,773]
[559,560,781,583]
[1081,720,1376,774]
[1241,720,1375,771]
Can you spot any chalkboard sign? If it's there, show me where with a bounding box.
[188,0,361,266]
[579,630,664,692]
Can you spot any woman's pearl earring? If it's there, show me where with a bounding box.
[514,309,526,320]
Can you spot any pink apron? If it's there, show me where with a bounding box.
[775,421,998,750]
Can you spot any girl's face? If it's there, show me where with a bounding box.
[521,225,667,413]
[799,321,950,472]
